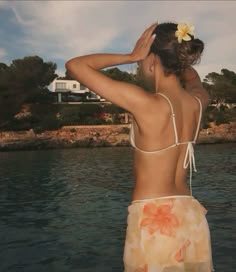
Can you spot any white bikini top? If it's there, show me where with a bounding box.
[129,92,203,196]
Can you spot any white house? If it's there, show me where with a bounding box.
[51,79,105,102]
[51,79,89,94]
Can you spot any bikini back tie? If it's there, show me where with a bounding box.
[129,92,202,196]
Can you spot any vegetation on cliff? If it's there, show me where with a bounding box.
[0,55,235,133]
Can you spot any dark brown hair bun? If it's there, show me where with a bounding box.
[149,22,204,78]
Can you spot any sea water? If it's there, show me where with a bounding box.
[0,143,235,271]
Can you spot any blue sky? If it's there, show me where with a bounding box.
[0,0,235,81]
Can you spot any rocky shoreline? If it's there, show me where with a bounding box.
[0,122,235,152]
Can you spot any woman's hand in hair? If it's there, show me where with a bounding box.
[130,22,158,62]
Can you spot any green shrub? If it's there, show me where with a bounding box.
[36,118,63,132]
[105,119,113,125]
[60,106,81,125]
[112,113,121,124]
[82,116,106,125]
[4,115,40,131]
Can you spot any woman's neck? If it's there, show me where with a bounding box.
[155,74,185,95]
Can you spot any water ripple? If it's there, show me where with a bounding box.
[0,144,235,272]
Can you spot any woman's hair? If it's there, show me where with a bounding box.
[150,22,204,79]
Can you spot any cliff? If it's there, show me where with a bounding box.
[0,122,235,152]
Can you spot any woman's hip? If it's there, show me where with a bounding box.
[123,195,213,270]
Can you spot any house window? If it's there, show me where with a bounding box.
[73,84,77,88]
[56,82,66,89]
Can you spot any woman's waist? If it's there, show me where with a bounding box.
[133,179,190,197]
[131,185,191,203]
[133,166,187,188]
[131,194,193,205]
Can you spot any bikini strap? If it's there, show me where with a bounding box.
[157,93,179,144]
[183,142,197,196]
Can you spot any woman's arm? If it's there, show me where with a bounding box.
[66,53,134,71]
[65,54,150,115]
[65,23,158,116]
[182,66,211,110]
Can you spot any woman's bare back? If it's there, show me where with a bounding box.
[130,90,203,201]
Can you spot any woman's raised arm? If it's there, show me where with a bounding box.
[65,23,158,116]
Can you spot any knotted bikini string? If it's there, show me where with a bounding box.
[183,142,197,196]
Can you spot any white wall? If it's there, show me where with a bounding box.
[51,79,106,101]
[51,79,89,93]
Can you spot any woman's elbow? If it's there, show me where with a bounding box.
[65,60,73,71]
[65,58,84,74]
[65,60,78,79]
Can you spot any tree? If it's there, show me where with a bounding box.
[0,63,8,72]
[101,67,136,83]
[0,56,58,128]
[203,68,236,103]
[62,66,136,84]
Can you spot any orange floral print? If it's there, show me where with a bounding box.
[134,264,148,272]
[140,202,179,236]
[175,239,191,262]
[124,197,214,271]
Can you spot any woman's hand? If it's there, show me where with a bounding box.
[130,22,158,62]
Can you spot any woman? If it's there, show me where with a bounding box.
[66,22,214,272]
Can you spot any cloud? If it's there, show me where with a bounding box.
[2,1,236,79]
[198,64,236,81]
[0,48,7,59]
[8,1,126,60]
[0,1,7,8]
[56,68,65,77]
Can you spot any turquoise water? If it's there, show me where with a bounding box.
[0,143,235,272]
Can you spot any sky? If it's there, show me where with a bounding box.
[0,0,235,82]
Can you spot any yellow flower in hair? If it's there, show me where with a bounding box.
[175,22,195,43]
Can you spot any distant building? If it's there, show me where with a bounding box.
[52,79,88,93]
[51,79,105,103]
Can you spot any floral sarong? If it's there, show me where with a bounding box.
[123,195,214,272]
